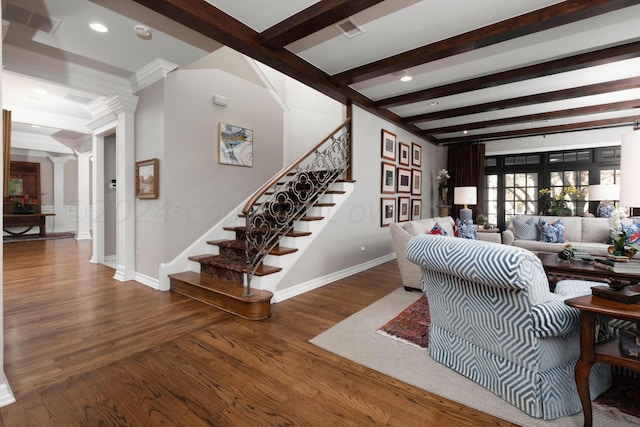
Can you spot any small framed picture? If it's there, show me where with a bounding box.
[135,158,159,199]
[381,197,396,227]
[411,143,422,167]
[412,169,422,196]
[381,162,396,194]
[219,122,253,167]
[397,167,411,193]
[398,197,410,222]
[411,199,422,220]
[381,129,396,161]
[398,142,410,166]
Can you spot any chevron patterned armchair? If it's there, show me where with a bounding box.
[406,234,611,420]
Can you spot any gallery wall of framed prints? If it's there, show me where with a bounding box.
[380,129,422,226]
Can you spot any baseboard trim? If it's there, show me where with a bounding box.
[135,272,161,290]
[0,377,16,408]
[272,253,396,303]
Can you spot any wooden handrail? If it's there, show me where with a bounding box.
[242,118,351,215]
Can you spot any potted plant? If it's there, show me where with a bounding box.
[476,213,488,228]
[11,194,38,214]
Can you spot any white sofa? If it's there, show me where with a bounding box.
[502,215,614,256]
[390,216,501,290]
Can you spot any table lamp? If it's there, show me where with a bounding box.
[588,184,619,218]
[454,186,477,222]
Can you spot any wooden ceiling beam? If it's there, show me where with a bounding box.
[405,77,640,124]
[436,116,639,145]
[333,0,638,85]
[375,40,640,109]
[424,100,640,135]
[260,0,384,48]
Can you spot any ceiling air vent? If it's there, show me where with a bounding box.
[335,18,365,39]
[2,2,61,34]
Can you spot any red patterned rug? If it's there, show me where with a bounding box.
[377,291,640,420]
[377,294,430,348]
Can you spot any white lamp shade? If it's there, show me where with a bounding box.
[621,129,640,208]
[454,186,477,205]
[588,184,620,201]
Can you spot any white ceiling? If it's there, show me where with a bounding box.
[2,0,640,150]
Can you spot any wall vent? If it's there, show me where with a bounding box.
[3,2,61,34]
[335,18,365,39]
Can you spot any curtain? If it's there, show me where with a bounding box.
[447,143,485,220]
[3,109,11,198]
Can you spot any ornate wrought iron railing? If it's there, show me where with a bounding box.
[241,119,351,296]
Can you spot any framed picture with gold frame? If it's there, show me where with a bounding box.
[135,158,159,199]
[381,129,396,161]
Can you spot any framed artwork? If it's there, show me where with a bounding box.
[381,197,396,227]
[397,167,411,193]
[398,142,410,166]
[381,129,396,161]
[219,122,253,167]
[411,143,422,167]
[411,199,422,220]
[381,162,396,194]
[398,196,410,222]
[412,169,422,196]
[135,158,159,199]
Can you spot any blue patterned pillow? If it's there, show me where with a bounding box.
[512,217,538,240]
[623,221,640,245]
[538,219,565,243]
[428,223,448,236]
[454,218,477,240]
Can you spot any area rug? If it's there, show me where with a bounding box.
[377,294,430,348]
[310,287,640,427]
[3,232,75,243]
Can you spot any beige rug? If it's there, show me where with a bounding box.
[310,287,640,427]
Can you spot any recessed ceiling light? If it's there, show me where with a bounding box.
[90,22,108,33]
[400,75,412,82]
[429,101,439,106]
[463,130,469,134]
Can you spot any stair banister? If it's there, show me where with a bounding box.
[241,119,351,297]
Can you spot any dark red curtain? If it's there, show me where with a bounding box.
[446,143,485,220]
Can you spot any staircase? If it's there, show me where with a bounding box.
[168,120,352,320]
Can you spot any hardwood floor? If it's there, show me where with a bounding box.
[0,239,514,426]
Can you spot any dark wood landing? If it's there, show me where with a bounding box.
[169,271,272,320]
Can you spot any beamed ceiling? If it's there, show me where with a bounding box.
[130,0,640,146]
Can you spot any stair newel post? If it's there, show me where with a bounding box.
[244,211,254,297]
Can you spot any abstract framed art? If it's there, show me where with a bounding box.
[398,196,410,222]
[381,197,396,227]
[381,162,396,194]
[218,122,253,167]
[397,167,411,193]
[398,142,410,166]
[411,142,422,167]
[381,129,396,161]
[412,169,422,196]
[411,199,422,220]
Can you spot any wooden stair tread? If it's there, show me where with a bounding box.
[323,190,346,194]
[169,271,272,320]
[207,239,297,256]
[314,202,335,207]
[188,255,282,276]
[298,216,324,221]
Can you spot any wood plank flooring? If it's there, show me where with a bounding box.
[0,239,514,426]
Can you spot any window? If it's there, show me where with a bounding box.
[485,174,498,226]
[504,172,538,225]
[549,170,589,216]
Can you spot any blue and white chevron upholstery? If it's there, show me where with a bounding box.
[406,234,611,420]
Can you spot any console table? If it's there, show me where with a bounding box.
[565,295,640,427]
[3,213,56,237]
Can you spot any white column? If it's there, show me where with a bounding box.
[91,134,105,264]
[106,95,138,282]
[48,156,71,232]
[75,151,92,240]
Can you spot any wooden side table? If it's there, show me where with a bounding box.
[564,295,640,427]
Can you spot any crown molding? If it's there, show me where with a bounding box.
[129,58,178,93]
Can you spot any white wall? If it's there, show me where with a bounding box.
[162,68,285,261]
[276,106,446,292]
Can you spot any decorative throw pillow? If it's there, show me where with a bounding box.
[538,219,565,243]
[512,217,538,240]
[454,218,477,240]
[623,221,640,245]
[428,223,448,236]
